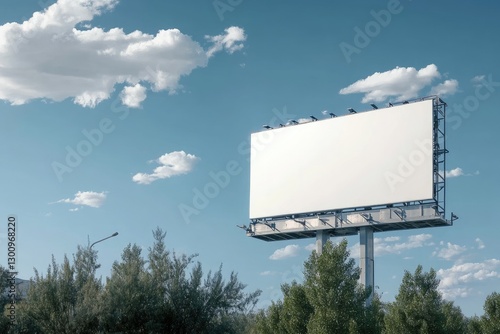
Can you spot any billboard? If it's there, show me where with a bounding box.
[249,99,434,219]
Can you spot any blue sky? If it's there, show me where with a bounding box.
[0,0,499,317]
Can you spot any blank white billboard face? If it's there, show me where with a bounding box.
[249,100,434,219]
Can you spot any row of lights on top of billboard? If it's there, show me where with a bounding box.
[262,101,411,130]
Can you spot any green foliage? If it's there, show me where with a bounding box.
[361,291,386,334]
[466,315,483,334]
[384,265,466,334]
[14,246,101,334]
[442,301,466,334]
[304,240,370,333]
[10,227,259,334]
[0,266,14,332]
[144,227,261,333]
[481,292,500,333]
[256,239,380,334]
[281,282,313,334]
[100,244,153,332]
[255,300,286,334]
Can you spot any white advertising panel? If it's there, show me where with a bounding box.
[249,100,434,219]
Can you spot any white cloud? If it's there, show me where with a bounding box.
[433,242,467,261]
[351,233,433,257]
[0,0,245,107]
[383,236,400,242]
[55,191,107,208]
[120,84,147,108]
[472,75,485,84]
[430,79,459,97]
[377,234,433,255]
[260,271,275,276]
[339,64,441,103]
[439,167,480,178]
[269,244,300,260]
[133,151,199,185]
[445,167,464,178]
[437,259,500,299]
[206,26,246,58]
[476,238,485,250]
[305,243,316,251]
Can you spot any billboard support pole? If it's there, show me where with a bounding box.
[315,230,329,254]
[360,226,374,306]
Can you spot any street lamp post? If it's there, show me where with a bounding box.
[90,232,118,249]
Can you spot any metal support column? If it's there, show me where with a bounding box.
[315,230,329,254]
[360,227,374,306]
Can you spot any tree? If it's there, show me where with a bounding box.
[481,292,500,333]
[9,228,260,333]
[100,244,154,333]
[147,227,261,333]
[101,228,260,333]
[0,266,15,332]
[254,300,286,334]
[255,239,379,334]
[304,240,372,333]
[466,316,483,334]
[361,291,386,334]
[14,246,102,334]
[442,301,466,334]
[384,265,466,334]
[280,282,313,334]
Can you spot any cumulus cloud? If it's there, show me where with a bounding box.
[133,151,199,185]
[433,242,467,261]
[472,75,485,85]
[476,238,485,250]
[305,243,316,251]
[0,0,246,107]
[339,64,443,103]
[445,167,464,178]
[206,26,246,57]
[55,191,107,208]
[430,79,459,97]
[376,234,433,255]
[439,167,479,178]
[438,259,500,299]
[351,233,433,257]
[120,84,147,108]
[269,244,300,260]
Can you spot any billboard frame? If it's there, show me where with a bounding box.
[245,96,451,240]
